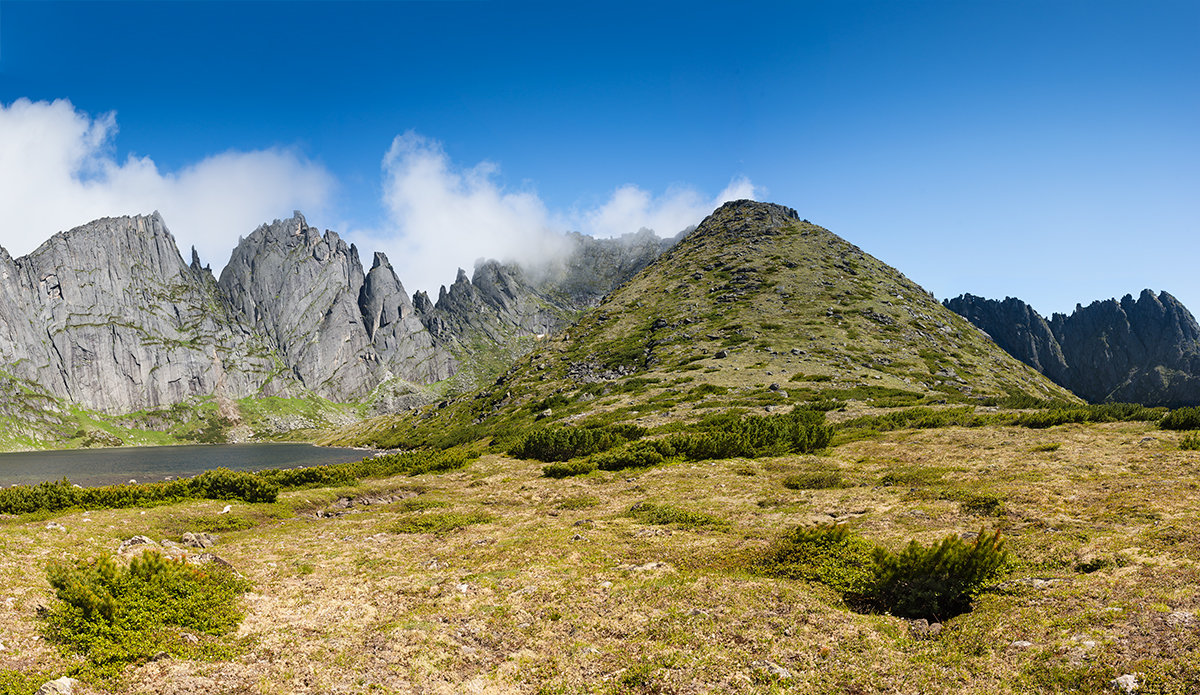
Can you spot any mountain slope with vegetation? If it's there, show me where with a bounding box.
[325,200,1076,450]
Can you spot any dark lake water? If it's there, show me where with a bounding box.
[0,443,374,487]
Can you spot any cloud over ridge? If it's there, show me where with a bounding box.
[359,131,760,294]
[0,98,334,269]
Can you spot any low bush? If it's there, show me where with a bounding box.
[1180,432,1200,451]
[42,551,250,680]
[668,409,833,461]
[758,525,1009,621]
[509,424,645,462]
[867,529,1008,620]
[1162,407,1200,431]
[593,440,672,471]
[542,460,598,478]
[0,450,476,517]
[783,470,843,490]
[391,510,492,534]
[627,501,728,530]
[756,524,874,593]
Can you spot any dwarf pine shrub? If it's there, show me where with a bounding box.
[866,529,1008,620]
[759,525,1008,621]
[1180,432,1200,450]
[542,459,598,478]
[1162,407,1200,431]
[509,424,645,462]
[42,551,250,679]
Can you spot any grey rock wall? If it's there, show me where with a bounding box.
[945,290,1200,406]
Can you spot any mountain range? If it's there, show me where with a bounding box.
[945,290,1200,407]
[0,201,1196,449]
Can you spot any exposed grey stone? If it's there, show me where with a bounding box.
[750,660,792,680]
[35,677,78,695]
[1111,673,1139,693]
[946,289,1200,407]
[181,531,216,549]
[117,535,158,557]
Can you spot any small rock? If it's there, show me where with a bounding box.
[45,522,66,532]
[1166,610,1194,628]
[1010,640,1034,649]
[117,535,158,558]
[599,581,613,589]
[181,532,216,549]
[714,350,729,359]
[219,505,232,514]
[619,561,673,572]
[1110,673,1138,693]
[750,660,792,680]
[768,383,781,391]
[908,618,943,639]
[687,608,710,617]
[181,632,199,644]
[571,534,587,541]
[35,677,78,695]
[128,479,137,485]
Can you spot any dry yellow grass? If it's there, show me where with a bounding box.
[4,421,1200,693]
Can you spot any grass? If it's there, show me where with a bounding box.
[5,420,1200,691]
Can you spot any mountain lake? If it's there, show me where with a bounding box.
[0,443,374,487]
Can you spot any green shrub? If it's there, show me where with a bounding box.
[542,460,598,478]
[758,526,1009,621]
[42,551,250,679]
[391,510,492,534]
[0,449,476,517]
[666,409,833,461]
[1162,407,1200,431]
[188,468,279,503]
[593,440,675,471]
[509,425,644,462]
[957,492,1006,517]
[1181,432,1200,450]
[867,529,1008,620]
[783,470,843,489]
[627,501,728,530]
[756,524,874,593]
[840,407,981,433]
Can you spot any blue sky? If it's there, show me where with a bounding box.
[0,1,1196,315]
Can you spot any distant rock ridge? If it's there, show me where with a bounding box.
[945,290,1200,406]
[0,211,673,413]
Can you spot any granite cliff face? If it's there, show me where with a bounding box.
[0,212,672,416]
[0,213,295,413]
[945,290,1200,406]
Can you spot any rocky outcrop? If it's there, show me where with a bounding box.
[0,211,676,416]
[945,290,1200,406]
[0,213,294,413]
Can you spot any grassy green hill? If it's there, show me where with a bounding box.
[325,201,1075,449]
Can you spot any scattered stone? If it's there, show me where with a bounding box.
[573,519,595,528]
[117,535,158,558]
[536,408,553,420]
[45,522,66,532]
[128,479,137,484]
[633,527,670,537]
[907,618,943,639]
[181,532,217,549]
[687,608,710,617]
[35,677,78,695]
[1166,610,1194,628]
[714,350,729,359]
[181,632,199,644]
[571,534,587,541]
[219,505,232,514]
[618,561,673,572]
[599,581,613,589]
[768,382,781,391]
[1010,640,1033,649]
[750,660,792,680]
[187,553,238,575]
[1012,577,1063,590]
[1110,673,1139,693]
[423,559,447,570]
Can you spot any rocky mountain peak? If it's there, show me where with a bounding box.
[946,289,1200,406]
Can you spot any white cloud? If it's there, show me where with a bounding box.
[360,131,760,295]
[0,98,333,271]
